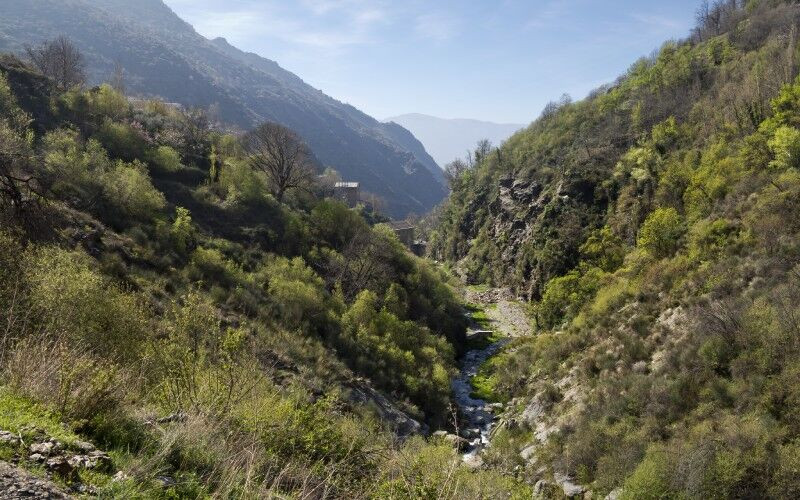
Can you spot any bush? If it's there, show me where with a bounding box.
[149,145,183,172]
[637,207,686,258]
[101,160,166,225]
[768,126,800,171]
[26,246,150,360]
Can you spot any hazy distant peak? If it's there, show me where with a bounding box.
[386,113,525,167]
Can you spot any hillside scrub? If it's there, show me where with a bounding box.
[432,0,800,497]
[0,55,530,498]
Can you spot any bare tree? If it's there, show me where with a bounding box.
[25,36,86,91]
[110,61,126,94]
[444,158,469,187]
[244,122,316,203]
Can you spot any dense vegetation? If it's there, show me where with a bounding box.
[433,0,800,497]
[0,51,534,497]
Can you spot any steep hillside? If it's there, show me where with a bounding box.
[386,113,524,167]
[0,53,537,497]
[0,0,446,217]
[433,0,800,497]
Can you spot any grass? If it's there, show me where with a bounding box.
[470,356,504,403]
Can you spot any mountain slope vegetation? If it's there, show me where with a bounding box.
[0,52,534,497]
[0,0,446,218]
[432,0,800,497]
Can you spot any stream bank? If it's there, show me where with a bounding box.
[451,288,531,463]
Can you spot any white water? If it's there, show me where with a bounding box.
[452,337,510,458]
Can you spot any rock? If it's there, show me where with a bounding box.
[431,430,448,439]
[605,487,622,500]
[73,440,95,452]
[156,411,188,424]
[30,441,58,456]
[462,453,484,469]
[346,382,427,437]
[45,456,75,478]
[460,428,481,440]
[436,433,469,452]
[632,361,648,374]
[554,472,585,498]
[521,397,546,424]
[28,453,45,463]
[0,431,20,446]
[534,479,557,497]
[520,444,537,461]
[112,471,130,482]
[157,476,177,488]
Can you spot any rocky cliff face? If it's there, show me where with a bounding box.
[0,0,446,217]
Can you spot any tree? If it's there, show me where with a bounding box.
[637,207,686,258]
[444,158,469,187]
[25,36,86,91]
[109,61,126,94]
[244,122,316,203]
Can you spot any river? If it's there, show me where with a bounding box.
[451,334,510,459]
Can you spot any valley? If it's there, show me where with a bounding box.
[1,0,800,498]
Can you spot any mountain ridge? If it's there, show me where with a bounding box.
[385,113,524,167]
[0,0,446,217]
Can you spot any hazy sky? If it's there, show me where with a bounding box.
[164,0,702,124]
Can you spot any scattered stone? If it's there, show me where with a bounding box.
[605,487,622,500]
[73,440,95,453]
[112,471,129,482]
[29,442,58,456]
[45,456,74,478]
[0,431,20,446]
[554,472,585,498]
[67,451,112,471]
[156,411,188,424]
[520,444,537,461]
[28,453,45,463]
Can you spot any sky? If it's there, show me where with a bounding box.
[163,0,703,125]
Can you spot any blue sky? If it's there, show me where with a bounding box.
[164,0,703,124]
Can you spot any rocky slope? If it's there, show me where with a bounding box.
[435,1,800,497]
[0,0,446,217]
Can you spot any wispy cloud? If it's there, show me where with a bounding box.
[415,12,461,42]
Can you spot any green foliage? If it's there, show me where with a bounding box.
[341,290,454,420]
[767,125,800,170]
[26,246,149,360]
[150,145,184,172]
[637,207,686,258]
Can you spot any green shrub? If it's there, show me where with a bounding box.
[101,160,166,224]
[637,207,686,258]
[150,145,183,172]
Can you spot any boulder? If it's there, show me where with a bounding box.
[520,444,537,461]
[45,456,74,478]
[554,472,585,498]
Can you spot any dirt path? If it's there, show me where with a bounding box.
[465,288,531,338]
[0,461,71,499]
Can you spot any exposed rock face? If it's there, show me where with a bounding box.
[346,381,427,437]
[456,173,607,299]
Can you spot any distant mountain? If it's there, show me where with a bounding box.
[385,113,524,167]
[0,0,446,217]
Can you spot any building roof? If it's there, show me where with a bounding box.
[334,182,360,188]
